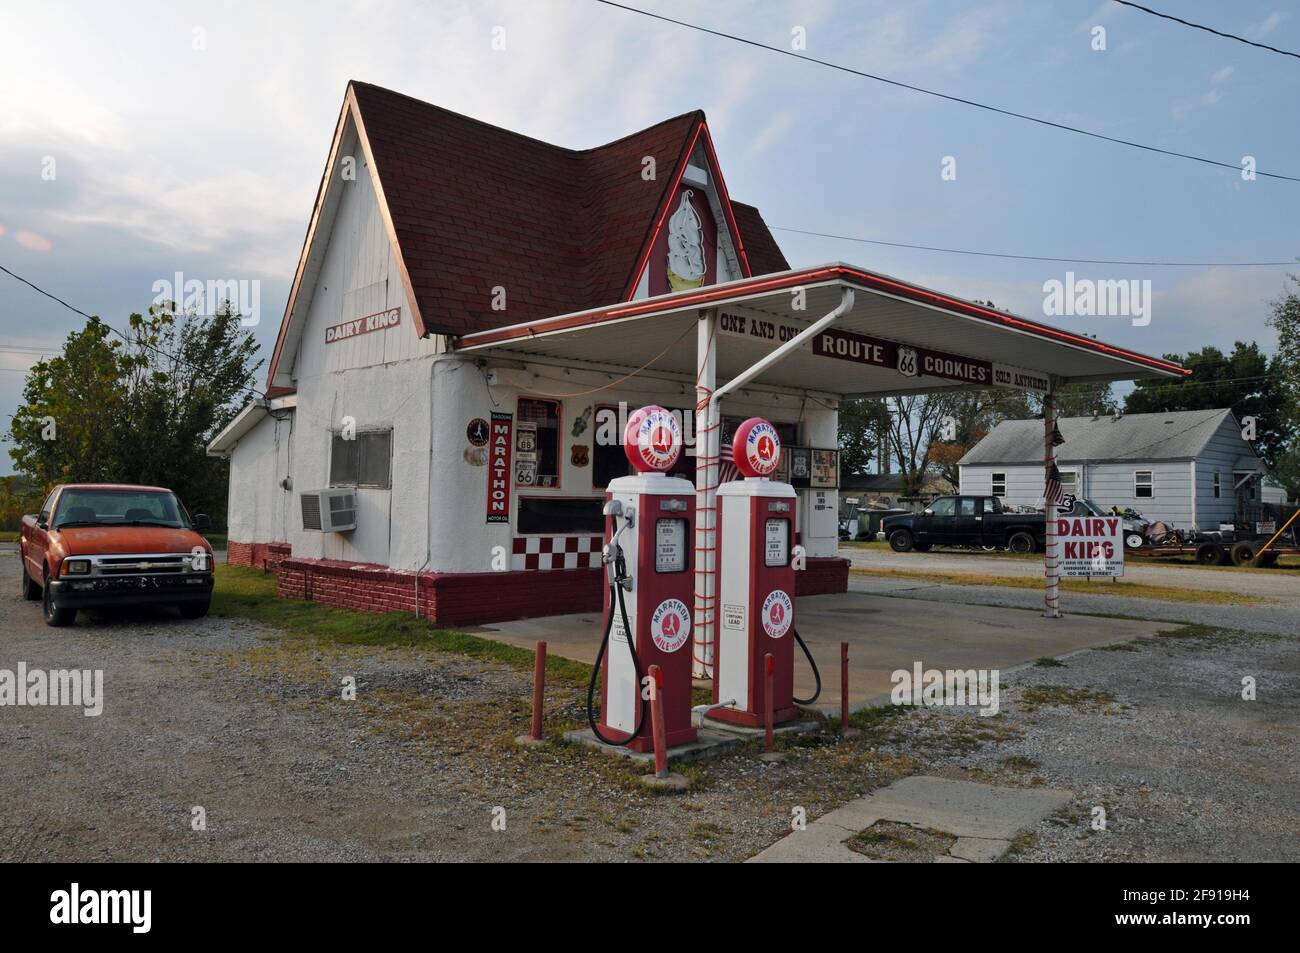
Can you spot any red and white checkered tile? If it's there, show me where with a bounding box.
[510,535,602,571]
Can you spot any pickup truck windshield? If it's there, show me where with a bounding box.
[53,489,189,529]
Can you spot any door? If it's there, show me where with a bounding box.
[25,489,58,579]
[917,497,956,544]
[951,496,981,544]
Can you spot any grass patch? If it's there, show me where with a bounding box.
[849,567,1269,605]
[211,564,592,684]
[997,830,1038,862]
[1020,684,1116,713]
[846,821,957,862]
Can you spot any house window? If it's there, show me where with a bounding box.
[991,473,1006,497]
[516,397,562,488]
[1213,472,1220,498]
[330,430,392,488]
[1135,470,1153,498]
[1059,470,1078,498]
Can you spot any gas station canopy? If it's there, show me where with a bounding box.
[453,262,1187,395]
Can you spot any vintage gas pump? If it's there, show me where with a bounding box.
[710,417,820,727]
[586,406,698,752]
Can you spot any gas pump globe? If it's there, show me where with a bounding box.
[587,406,698,751]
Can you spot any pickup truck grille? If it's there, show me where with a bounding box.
[79,554,204,576]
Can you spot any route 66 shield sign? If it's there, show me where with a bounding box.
[897,346,919,377]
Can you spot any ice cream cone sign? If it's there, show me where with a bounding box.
[666,189,707,292]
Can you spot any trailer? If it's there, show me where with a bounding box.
[1131,508,1300,567]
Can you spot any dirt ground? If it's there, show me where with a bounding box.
[1,547,1295,862]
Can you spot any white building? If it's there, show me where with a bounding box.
[958,409,1290,529]
[209,81,1186,634]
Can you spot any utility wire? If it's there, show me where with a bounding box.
[771,227,1297,267]
[1111,1,1300,61]
[592,0,1300,183]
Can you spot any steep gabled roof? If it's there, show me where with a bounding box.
[266,82,785,391]
[958,409,1237,466]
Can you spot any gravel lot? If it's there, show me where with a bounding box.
[2,545,1295,862]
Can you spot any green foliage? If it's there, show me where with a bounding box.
[1124,341,1293,465]
[837,398,891,475]
[7,302,261,525]
[0,475,43,531]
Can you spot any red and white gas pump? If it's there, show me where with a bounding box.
[710,417,820,727]
[587,406,698,752]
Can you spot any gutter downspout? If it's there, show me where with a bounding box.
[693,286,855,678]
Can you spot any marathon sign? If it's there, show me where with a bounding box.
[325,307,401,343]
[485,411,513,524]
[1057,516,1124,577]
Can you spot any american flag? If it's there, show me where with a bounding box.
[1044,463,1066,507]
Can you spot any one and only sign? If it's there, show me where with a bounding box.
[325,307,402,344]
[1056,515,1124,577]
[718,311,1050,394]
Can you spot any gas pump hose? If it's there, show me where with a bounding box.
[585,549,649,747]
[791,627,822,706]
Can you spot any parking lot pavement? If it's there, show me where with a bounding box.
[848,573,1299,636]
[843,545,1300,604]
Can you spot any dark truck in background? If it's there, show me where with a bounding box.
[882,495,1047,554]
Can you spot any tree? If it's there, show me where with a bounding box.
[837,398,891,476]
[1123,341,1292,465]
[8,302,261,524]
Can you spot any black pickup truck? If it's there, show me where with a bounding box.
[881,495,1047,554]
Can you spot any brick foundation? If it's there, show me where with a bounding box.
[227,540,292,573]
[277,557,604,626]
[274,552,850,626]
[796,556,850,596]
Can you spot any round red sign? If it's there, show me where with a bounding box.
[624,405,683,473]
[732,417,781,478]
[761,589,793,638]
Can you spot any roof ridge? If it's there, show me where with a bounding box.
[348,80,702,157]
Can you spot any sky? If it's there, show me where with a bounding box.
[2,0,1298,475]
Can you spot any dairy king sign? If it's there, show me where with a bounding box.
[325,307,401,343]
[1057,516,1124,577]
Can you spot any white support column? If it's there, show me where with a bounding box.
[693,308,719,678]
[1043,387,1061,619]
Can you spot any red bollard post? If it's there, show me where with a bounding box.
[530,641,547,741]
[764,653,775,753]
[841,641,850,731]
[649,665,669,778]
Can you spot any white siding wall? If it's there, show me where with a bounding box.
[226,411,294,544]
[959,465,1044,507]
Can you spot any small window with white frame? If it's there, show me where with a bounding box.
[1135,470,1153,498]
[1059,469,1078,498]
[991,472,1006,497]
[1213,471,1220,498]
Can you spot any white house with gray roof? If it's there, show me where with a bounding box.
[958,409,1289,530]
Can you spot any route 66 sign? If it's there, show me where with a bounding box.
[897,346,919,377]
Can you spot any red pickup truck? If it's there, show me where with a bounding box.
[19,483,215,627]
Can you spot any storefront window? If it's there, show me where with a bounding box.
[516,398,561,488]
[330,430,392,488]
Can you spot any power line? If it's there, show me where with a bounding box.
[771,226,1297,267]
[592,1,1300,183]
[1111,1,1300,61]
[0,262,265,406]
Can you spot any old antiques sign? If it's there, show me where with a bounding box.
[1057,515,1124,577]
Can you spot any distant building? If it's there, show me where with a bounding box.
[958,409,1289,529]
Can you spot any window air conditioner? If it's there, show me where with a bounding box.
[300,489,357,532]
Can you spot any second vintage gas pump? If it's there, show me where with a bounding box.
[710,417,820,727]
[587,405,698,752]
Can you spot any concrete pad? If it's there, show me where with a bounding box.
[747,824,870,864]
[833,775,1071,841]
[562,727,742,763]
[640,772,690,791]
[951,836,1011,863]
[466,591,1174,719]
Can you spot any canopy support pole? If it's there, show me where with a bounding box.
[1043,386,1061,618]
[693,308,719,679]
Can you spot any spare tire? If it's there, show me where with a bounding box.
[1229,541,1257,567]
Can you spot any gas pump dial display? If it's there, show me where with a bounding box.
[764,518,789,567]
[655,518,688,573]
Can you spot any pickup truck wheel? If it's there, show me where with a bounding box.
[41,572,76,627]
[1007,531,1036,555]
[20,561,40,601]
[178,599,211,620]
[888,530,915,553]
